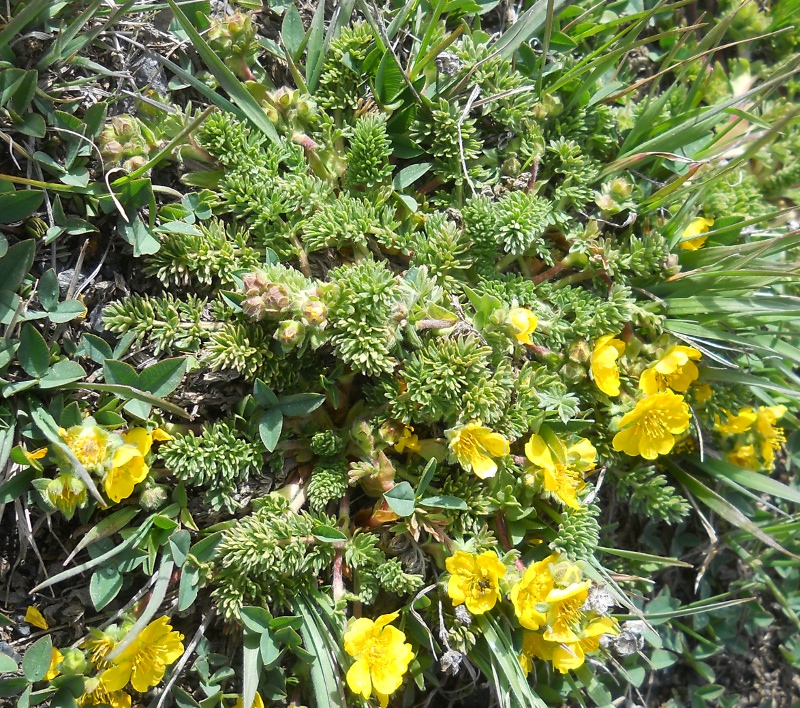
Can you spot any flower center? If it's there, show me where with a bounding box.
[639,412,666,439]
[469,569,495,597]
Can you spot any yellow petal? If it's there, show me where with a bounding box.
[24,606,49,630]
[101,663,132,692]
[124,428,153,456]
[525,435,553,470]
[471,453,498,480]
[346,658,372,700]
[612,426,641,457]
[151,428,173,442]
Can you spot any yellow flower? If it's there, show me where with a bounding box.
[612,391,692,460]
[543,581,591,645]
[446,550,506,615]
[233,693,265,708]
[521,616,618,674]
[103,446,149,503]
[446,422,509,480]
[524,435,596,509]
[24,606,49,630]
[46,647,64,681]
[59,421,114,471]
[679,217,714,251]
[756,405,787,468]
[509,553,558,630]
[639,345,702,394]
[728,443,758,470]
[124,428,172,457]
[716,408,757,436]
[509,308,538,345]
[344,612,414,708]
[78,673,131,708]
[83,628,119,668]
[590,334,625,397]
[394,425,421,454]
[102,616,184,693]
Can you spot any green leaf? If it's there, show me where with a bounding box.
[0,654,17,673]
[242,630,262,708]
[63,506,141,566]
[89,565,123,610]
[392,163,431,190]
[281,4,305,57]
[37,360,85,389]
[240,606,274,634]
[254,379,279,408]
[169,529,191,567]
[259,408,283,452]
[79,334,113,364]
[138,357,187,397]
[311,525,347,543]
[22,635,52,682]
[260,631,281,667]
[384,481,415,517]
[0,468,35,504]
[178,564,200,611]
[18,324,50,379]
[0,239,35,292]
[375,51,404,105]
[415,458,437,498]
[118,218,160,257]
[277,393,325,417]
[38,270,59,311]
[419,495,467,510]
[167,0,280,144]
[104,359,140,388]
[0,191,44,224]
[47,300,86,324]
[304,0,327,91]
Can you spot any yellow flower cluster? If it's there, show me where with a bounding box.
[344,612,414,708]
[716,404,787,470]
[443,550,617,675]
[512,554,617,674]
[595,341,702,460]
[46,419,172,515]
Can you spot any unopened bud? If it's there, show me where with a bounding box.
[568,340,591,364]
[275,320,305,349]
[139,484,169,511]
[242,270,268,297]
[301,298,327,326]
[59,648,87,675]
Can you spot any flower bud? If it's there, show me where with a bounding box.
[275,320,305,349]
[242,295,267,320]
[568,340,591,364]
[59,648,87,675]
[301,298,327,326]
[242,270,268,296]
[378,419,405,446]
[45,474,87,519]
[139,484,169,511]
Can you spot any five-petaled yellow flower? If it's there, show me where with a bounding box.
[103,616,184,693]
[612,391,691,460]
[756,405,787,468]
[59,421,113,471]
[446,550,506,615]
[344,612,414,708]
[103,446,149,503]
[446,422,509,480]
[590,334,625,397]
[639,345,702,394]
[510,553,558,630]
[78,672,132,708]
[524,435,596,509]
[508,308,538,345]
[679,217,715,251]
